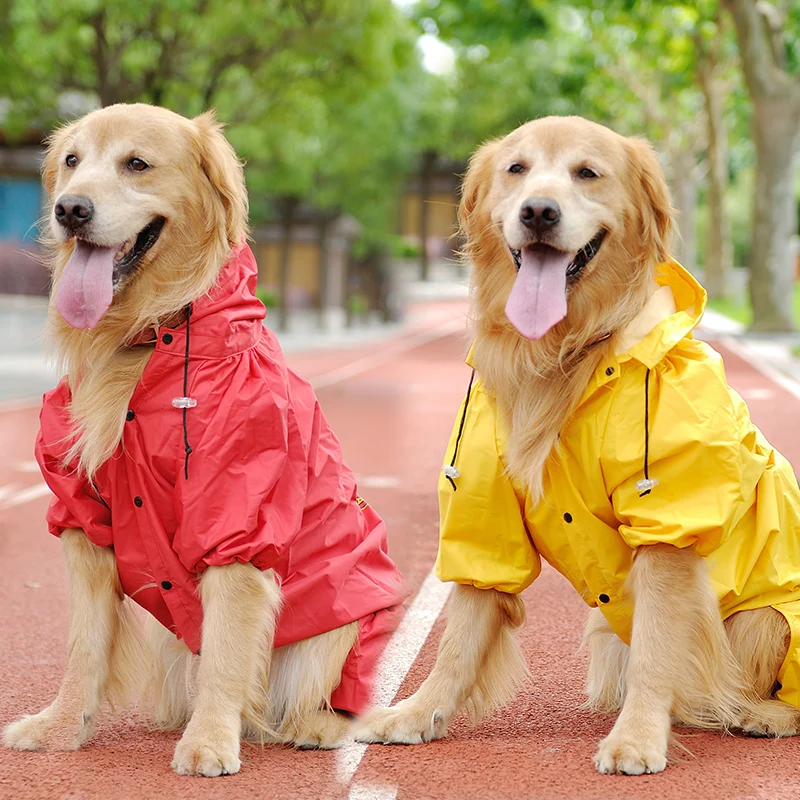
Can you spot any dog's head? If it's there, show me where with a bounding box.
[459,116,672,341]
[43,103,248,330]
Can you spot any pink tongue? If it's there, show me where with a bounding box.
[54,240,116,329]
[505,246,573,340]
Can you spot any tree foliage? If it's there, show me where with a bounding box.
[2,0,800,326]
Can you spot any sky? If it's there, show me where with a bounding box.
[392,0,456,75]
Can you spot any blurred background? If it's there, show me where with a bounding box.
[0,0,799,334]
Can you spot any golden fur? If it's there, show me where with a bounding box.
[2,104,360,776]
[356,116,799,773]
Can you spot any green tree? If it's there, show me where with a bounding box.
[2,0,430,325]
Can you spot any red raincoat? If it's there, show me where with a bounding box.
[36,244,406,714]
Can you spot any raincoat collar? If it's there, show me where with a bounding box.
[154,244,265,362]
[619,260,706,369]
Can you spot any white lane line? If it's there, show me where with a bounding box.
[719,336,800,403]
[338,568,453,790]
[347,785,398,800]
[739,387,775,401]
[310,319,463,390]
[0,483,21,503]
[358,476,400,490]
[0,482,51,509]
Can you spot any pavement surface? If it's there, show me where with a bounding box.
[2,295,800,800]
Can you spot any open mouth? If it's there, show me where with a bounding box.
[54,217,166,329]
[510,228,607,280]
[504,229,608,341]
[111,216,166,286]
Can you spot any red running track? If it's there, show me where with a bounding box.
[1,303,799,799]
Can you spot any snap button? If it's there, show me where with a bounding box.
[599,593,610,604]
[563,512,573,523]
[126,409,135,422]
[605,366,615,376]
[162,333,173,344]
[134,496,143,507]
[161,580,173,591]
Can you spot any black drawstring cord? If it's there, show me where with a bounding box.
[444,369,476,491]
[182,304,193,480]
[638,367,654,497]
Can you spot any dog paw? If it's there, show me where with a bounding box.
[354,699,449,745]
[593,730,667,775]
[290,711,352,750]
[2,706,93,752]
[172,719,241,777]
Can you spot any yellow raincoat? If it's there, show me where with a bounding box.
[436,261,800,708]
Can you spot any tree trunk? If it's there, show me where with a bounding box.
[724,0,800,331]
[669,151,698,275]
[697,49,732,299]
[419,151,436,281]
[748,99,799,331]
[277,197,299,333]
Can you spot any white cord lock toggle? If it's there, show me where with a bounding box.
[172,397,197,409]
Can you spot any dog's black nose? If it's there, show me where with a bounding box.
[54,195,94,230]
[519,197,561,230]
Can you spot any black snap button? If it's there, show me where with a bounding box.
[563,512,573,523]
[161,580,172,591]
[162,333,173,344]
[134,496,143,507]
[126,409,135,422]
[605,366,615,376]
[599,593,610,604]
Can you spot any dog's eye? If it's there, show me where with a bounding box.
[65,154,78,168]
[507,163,525,174]
[127,157,150,172]
[578,167,599,179]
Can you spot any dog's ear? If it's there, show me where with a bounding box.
[41,121,77,196]
[626,137,673,263]
[192,110,249,246]
[458,138,501,245]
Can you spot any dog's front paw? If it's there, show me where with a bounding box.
[172,717,241,777]
[354,698,449,745]
[593,729,668,775]
[2,705,94,752]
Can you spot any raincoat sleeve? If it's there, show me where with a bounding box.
[435,375,541,593]
[606,352,754,556]
[35,383,113,546]
[172,360,298,574]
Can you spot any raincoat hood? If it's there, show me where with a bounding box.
[36,244,406,714]
[615,260,705,367]
[436,260,800,709]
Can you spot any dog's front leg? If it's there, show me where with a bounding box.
[172,563,280,777]
[594,543,705,775]
[356,584,526,744]
[3,528,129,750]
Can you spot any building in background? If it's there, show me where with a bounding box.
[0,128,47,295]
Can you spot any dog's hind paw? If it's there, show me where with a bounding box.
[354,699,449,745]
[593,730,668,775]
